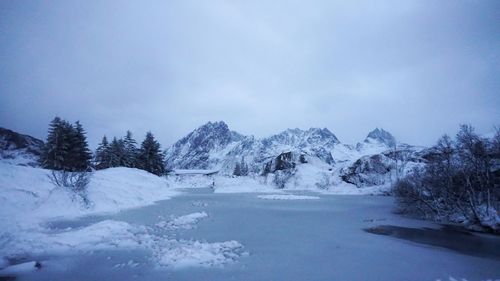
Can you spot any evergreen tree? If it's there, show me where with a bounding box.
[123,130,138,168]
[40,117,71,170]
[68,121,92,171]
[233,157,249,176]
[108,137,126,167]
[40,117,91,171]
[137,132,165,176]
[94,135,111,169]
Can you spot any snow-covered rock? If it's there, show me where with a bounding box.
[341,154,394,187]
[0,127,44,167]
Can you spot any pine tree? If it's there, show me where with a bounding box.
[94,135,111,169]
[123,130,138,168]
[108,137,126,167]
[40,117,71,170]
[68,121,92,171]
[40,117,91,171]
[137,132,165,176]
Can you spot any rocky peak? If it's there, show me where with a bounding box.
[165,121,247,170]
[365,128,396,147]
[304,128,340,146]
[177,121,233,150]
[262,127,339,149]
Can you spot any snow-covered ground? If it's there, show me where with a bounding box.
[156,212,209,229]
[0,163,245,272]
[257,194,320,200]
[4,190,498,281]
[1,162,499,280]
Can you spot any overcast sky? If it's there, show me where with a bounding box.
[1,0,499,148]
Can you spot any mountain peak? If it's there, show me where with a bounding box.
[165,121,241,169]
[365,128,396,147]
[199,120,229,130]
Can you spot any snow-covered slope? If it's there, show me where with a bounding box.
[0,163,178,230]
[0,127,44,167]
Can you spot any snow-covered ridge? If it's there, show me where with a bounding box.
[0,127,44,167]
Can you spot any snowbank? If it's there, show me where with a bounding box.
[2,218,245,269]
[0,163,179,228]
[2,220,139,258]
[152,239,245,268]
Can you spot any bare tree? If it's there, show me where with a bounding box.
[49,170,92,207]
[394,125,499,233]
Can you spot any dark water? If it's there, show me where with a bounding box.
[365,224,500,260]
[7,189,500,281]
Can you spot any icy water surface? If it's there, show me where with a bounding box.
[20,189,500,280]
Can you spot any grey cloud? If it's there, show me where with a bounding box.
[1,0,498,148]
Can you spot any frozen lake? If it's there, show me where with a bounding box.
[17,189,500,280]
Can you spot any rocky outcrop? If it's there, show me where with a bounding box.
[341,154,394,187]
[0,127,44,167]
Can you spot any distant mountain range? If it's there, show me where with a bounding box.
[164,121,427,189]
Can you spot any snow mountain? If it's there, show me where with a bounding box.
[365,128,396,147]
[355,128,398,155]
[165,121,245,170]
[165,122,343,175]
[0,127,44,167]
[165,121,425,190]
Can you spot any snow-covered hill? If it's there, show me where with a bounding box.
[0,127,44,167]
[0,163,178,229]
[165,121,426,192]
